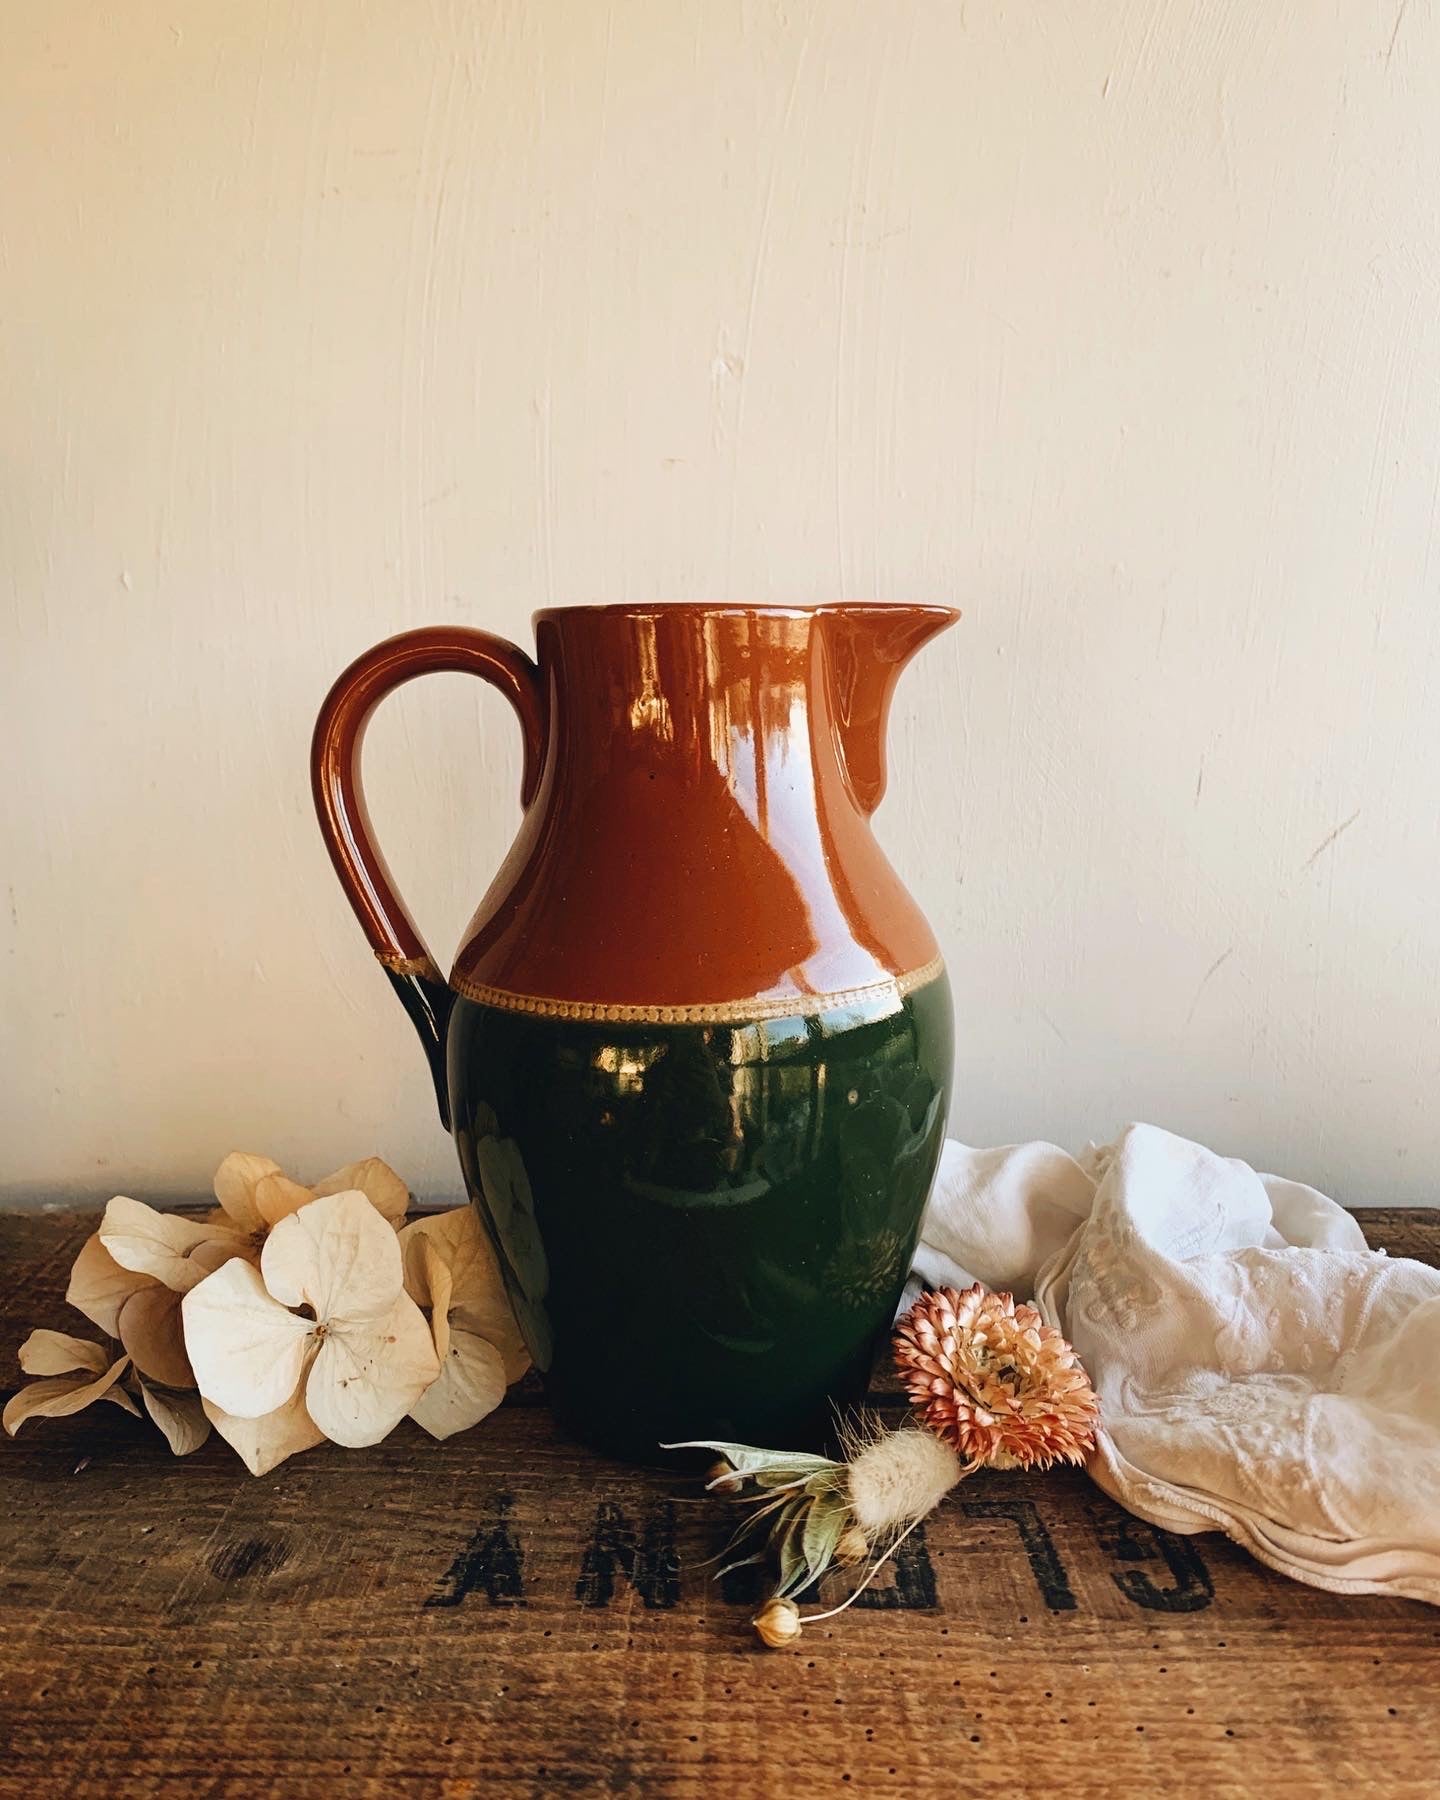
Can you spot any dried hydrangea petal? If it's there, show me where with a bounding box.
[409,1329,507,1441]
[66,1232,156,1337]
[411,1238,454,1361]
[182,1258,313,1419]
[100,1197,247,1294]
[304,1292,438,1447]
[313,1158,410,1227]
[253,1173,317,1229]
[140,1383,211,1456]
[17,1328,109,1378]
[212,1152,284,1233]
[201,1391,325,1477]
[2,1355,138,1434]
[189,1230,256,1276]
[118,1286,194,1387]
[260,1190,404,1322]
[399,1205,529,1384]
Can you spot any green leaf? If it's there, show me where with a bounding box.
[776,1503,810,1597]
[753,1460,838,1489]
[660,1439,777,1466]
[662,1440,839,1480]
[713,1550,767,1580]
[802,1492,849,1582]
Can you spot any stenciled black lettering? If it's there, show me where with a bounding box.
[425,1490,525,1609]
[576,1498,680,1610]
[962,1497,1077,1611]
[1089,1502,1215,1612]
[719,1523,938,1610]
[851,1521,939,1610]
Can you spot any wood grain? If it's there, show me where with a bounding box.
[1,1210,1436,1798]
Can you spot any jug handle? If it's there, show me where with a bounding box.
[311,626,546,1130]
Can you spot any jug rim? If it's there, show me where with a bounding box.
[532,600,960,624]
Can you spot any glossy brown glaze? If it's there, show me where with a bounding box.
[312,625,547,977]
[312,603,957,1014]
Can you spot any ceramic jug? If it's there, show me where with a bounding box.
[312,603,957,1459]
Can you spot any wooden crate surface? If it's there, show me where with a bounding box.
[1,1207,1436,1798]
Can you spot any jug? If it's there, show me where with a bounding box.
[312,603,957,1459]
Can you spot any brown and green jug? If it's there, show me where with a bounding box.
[312,603,956,1461]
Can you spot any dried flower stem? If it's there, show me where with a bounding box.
[794,1514,928,1625]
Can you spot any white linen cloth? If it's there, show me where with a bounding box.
[909,1123,1440,1605]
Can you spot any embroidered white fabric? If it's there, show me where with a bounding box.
[906,1123,1440,1605]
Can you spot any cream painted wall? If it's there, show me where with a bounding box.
[3,2,1439,1208]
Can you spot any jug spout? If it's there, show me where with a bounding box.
[821,604,959,813]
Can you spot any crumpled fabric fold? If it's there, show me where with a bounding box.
[909,1122,1440,1604]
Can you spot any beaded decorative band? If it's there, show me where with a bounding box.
[446,954,946,1026]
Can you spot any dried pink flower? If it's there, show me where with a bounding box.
[893,1284,1099,1470]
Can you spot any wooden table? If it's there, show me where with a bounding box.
[1,1209,1435,1797]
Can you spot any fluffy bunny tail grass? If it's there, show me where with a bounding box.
[846,1428,963,1536]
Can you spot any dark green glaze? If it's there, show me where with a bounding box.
[383,967,454,1130]
[448,974,952,1461]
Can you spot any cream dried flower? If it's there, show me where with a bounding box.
[7,1153,420,1472]
[2,1328,210,1456]
[212,1151,410,1234]
[182,1189,439,1475]
[3,1330,138,1436]
[45,1181,278,1451]
[65,1151,409,1391]
[398,1205,530,1440]
[893,1283,1099,1470]
[81,1198,253,1388]
[21,1197,252,1453]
